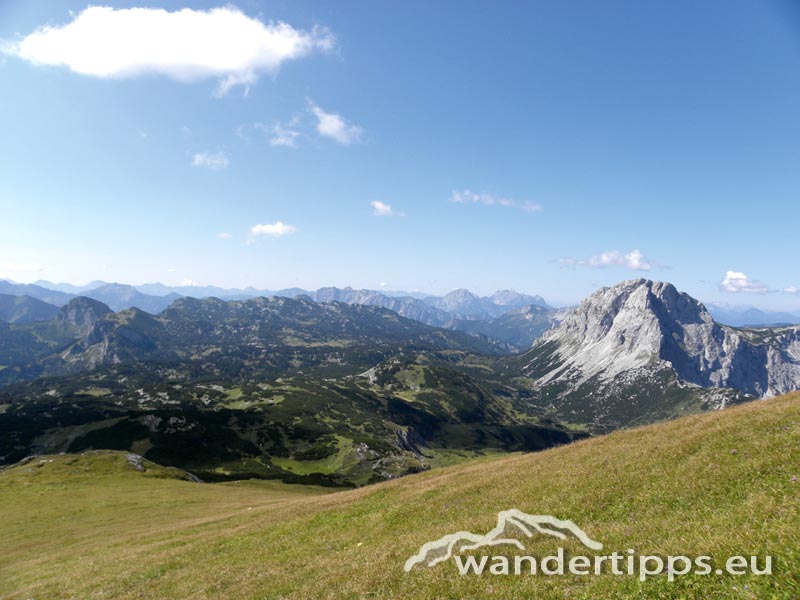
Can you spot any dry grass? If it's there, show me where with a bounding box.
[2,393,799,599]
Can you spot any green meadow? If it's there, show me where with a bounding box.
[1,392,799,599]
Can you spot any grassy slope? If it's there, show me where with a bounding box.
[1,393,799,599]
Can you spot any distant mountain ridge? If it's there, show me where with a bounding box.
[0,280,180,313]
[82,283,182,313]
[489,289,550,310]
[307,287,453,327]
[3,280,556,333]
[706,302,800,327]
[448,304,565,351]
[0,294,59,324]
[0,280,75,307]
[424,288,550,319]
[0,294,508,386]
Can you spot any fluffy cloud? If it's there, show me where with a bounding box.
[371,201,404,217]
[192,152,229,170]
[719,271,769,294]
[4,6,334,95]
[250,221,297,237]
[216,232,232,240]
[589,249,652,271]
[245,108,359,147]
[268,121,301,148]
[557,249,654,271]
[308,101,362,145]
[449,190,542,213]
[785,286,799,295]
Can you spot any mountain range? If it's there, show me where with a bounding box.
[2,277,800,484]
[0,293,511,387]
[4,279,550,321]
[0,280,559,349]
[424,288,550,318]
[0,294,575,483]
[7,278,799,344]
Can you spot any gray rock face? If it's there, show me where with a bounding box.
[126,453,146,471]
[529,279,800,398]
[58,296,113,334]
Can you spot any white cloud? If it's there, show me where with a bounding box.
[216,232,232,240]
[371,200,404,217]
[557,249,654,271]
[234,124,250,141]
[715,272,799,295]
[243,118,302,147]
[268,121,301,148]
[4,6,334,95]
[180,278,202,287]
[589,249,652,271]
[308,101,362,145]
[449,190,542,213]
[192,152,229,170]
[0,261,44,276]
[251,221,297,237]
[719,271,769,294]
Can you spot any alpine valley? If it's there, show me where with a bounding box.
[1,278,799,486]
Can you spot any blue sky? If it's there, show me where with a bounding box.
[1,1,799,308]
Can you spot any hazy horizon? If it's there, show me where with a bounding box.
[5,275,800,314]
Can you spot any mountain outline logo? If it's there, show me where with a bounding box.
[404,509,603,572]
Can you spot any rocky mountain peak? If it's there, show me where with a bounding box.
[528,279,800,400]
[444,288,479,301]
[557,279,711,345]
[433,288,488,317]
[58,296,112,333]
